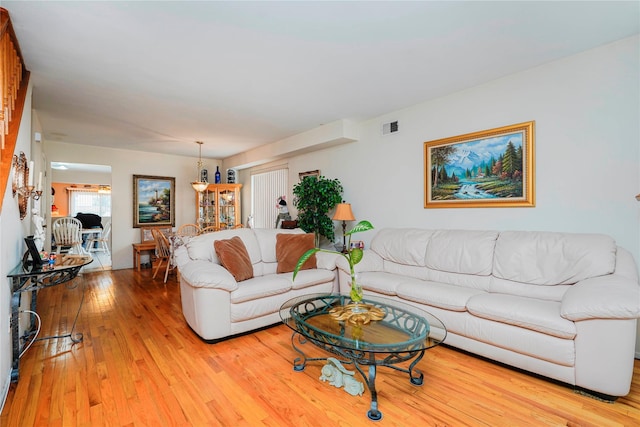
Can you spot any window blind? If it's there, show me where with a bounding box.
[251,168,288,229]
[68,189,111,217]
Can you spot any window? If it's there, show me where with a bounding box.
[251,168,288,228]
[68,188,111,217]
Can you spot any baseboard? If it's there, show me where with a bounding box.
[0,367,11,415]
[636,350,640,359]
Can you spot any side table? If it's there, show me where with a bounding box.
[7,254,93,382]
[132,242,156,271]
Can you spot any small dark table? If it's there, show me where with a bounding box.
[280,293,447,421]
[7,254,92,382]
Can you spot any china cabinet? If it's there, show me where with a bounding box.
[196,183,242,230]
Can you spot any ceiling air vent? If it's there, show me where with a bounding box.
[382,120,399,135]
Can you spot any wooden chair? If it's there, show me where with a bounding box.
[52,217,84,255]
[151,228,172,283]
[87,220,111,256]
[199,225,219,234]
[177,223,200,237]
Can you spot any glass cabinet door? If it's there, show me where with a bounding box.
[195,184,242,230]
[219,189,236,229]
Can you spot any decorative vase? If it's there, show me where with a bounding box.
[349,272,365,315]
[350,277,363,303]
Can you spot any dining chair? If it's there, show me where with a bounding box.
[177,223,200,237]
[87,220,111,256]
[151,228,172,283]
[52,217,84,255]
[199,225,219,234]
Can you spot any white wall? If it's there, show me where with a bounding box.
[0,83,34,411]
[44,142,215,269]
[283,36,639,263]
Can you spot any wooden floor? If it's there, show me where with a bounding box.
[2,268,639,426]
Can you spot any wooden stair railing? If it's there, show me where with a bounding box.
[0,7,30,215]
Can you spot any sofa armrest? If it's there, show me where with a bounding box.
[316,251,340,271]
[335,250,384,275]
[174,244,191,269]
[561,275,640,321]
[179,260,239,292]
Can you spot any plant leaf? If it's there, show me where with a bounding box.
[350,248,363,265]
[292,248,321,280]
[345,220,374,236]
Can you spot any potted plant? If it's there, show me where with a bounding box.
[293,220,374,302]
[292,175,343,247]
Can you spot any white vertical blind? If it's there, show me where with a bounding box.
[251,168,288,229]
[68,189,111,217]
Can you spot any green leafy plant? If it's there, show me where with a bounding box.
[293,220,374,302]
[292,176,343,247]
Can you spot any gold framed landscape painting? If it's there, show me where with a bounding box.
[424,121,535,208]
[133,174,175,228]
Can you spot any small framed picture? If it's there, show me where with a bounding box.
[140,226,173,243]
[298,170,320,181]
[350,240,365,250]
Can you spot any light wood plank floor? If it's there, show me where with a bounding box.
[2,268,639,426]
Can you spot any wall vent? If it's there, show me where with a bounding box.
[382,121,399,135]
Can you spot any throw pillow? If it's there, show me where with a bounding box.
[276,233,317,274]
[213,236,254,282]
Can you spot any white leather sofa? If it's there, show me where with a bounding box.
[335,228,640,399]
[174,228,338,342]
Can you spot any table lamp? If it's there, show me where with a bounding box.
[333,203,356,253]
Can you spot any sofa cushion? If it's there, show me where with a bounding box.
[282,268,336,290]
[397,280,487,312]
[493,231,616,285]
[467,293,576,339]
[186,228,261,264]
[426,230,498,276]
[214,236,254,282]
[370,228,434,267]
[276,233,317,273]
[230,275,291,304]
[356,271,404,296]
[253,228,305,263]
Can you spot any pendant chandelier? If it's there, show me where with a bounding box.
[191,141,208,192]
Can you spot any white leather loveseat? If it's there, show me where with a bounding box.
[174,228,338,341]
[335,228,640,399]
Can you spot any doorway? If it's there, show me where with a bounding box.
[49,162,112,271]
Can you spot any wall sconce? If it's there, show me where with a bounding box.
[12,152,42,219]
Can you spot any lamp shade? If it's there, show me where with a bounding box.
[333,203,355,221]
[191,181,208,192]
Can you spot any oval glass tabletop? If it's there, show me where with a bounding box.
[280,293,447,354]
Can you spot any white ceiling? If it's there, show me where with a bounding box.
[4,1,639,160]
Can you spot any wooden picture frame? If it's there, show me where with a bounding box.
[298,170,320,181]
[424,121,535,208]
[133,175,175,228]
[140,226,173,243]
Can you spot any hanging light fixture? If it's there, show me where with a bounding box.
[191,141,209,192]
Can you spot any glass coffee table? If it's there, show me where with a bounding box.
[280,293,447,421]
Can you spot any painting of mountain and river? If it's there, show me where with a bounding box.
[133,175,175,227]
[424,121,535,208]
